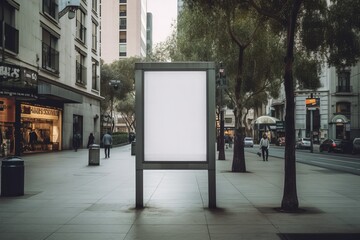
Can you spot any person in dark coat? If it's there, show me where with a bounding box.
[87,133,95,148]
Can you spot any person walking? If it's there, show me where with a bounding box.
[102,132,113,158]
[259,133,269,161]
[87,133,95,148]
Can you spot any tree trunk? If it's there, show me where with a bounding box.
[281,0,302,212]
[232,47,246,172]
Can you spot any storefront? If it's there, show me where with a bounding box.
[0,97,63,156]
[20,103,62,153]
[0,97,16,156]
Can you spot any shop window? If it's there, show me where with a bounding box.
[76,9,86,43]
[43,0,58,20]
[0,1,19,53]
[42,29,59,73]
[76,50,87,86]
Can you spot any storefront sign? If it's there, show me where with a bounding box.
[0,63,38,98]
[21,104,59,120]
[305,98,320,109]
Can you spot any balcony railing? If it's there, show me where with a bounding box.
[0,22,19,53]
[42,42,59,73]
[336,85,352,93]
[76,61,87,86]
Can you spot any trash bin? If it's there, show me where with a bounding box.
[1,156,24,197]
[88,144,100,166]
[131,141,136,156]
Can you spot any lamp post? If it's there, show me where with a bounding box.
[108,80,121,133]
[217,64,226,160]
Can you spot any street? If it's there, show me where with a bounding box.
[244,145,360,176]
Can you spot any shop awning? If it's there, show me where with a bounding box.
[38,81,82,103]
[254,116,280,124]
[331,114,350,123]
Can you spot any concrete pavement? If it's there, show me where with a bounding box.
[0,145,359,240]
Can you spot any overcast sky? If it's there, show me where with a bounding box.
[147,0,178,45]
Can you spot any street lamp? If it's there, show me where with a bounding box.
[217,63,227,160]
[107,80,122,133]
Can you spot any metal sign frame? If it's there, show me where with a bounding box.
[135,62,216,209]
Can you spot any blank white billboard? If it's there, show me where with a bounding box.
[144,71,207,161]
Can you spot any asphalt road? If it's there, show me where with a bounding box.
[244,145,360,175]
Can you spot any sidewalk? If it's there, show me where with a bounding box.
[0,145,359,240]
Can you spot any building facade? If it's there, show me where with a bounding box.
[101,0,147,60]
[99,0,119,64]
[270,62,360,143]
[0,0,101,156]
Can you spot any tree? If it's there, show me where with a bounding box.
[181,1,284,172]
[185,0,360,212]
[115,93,135,133]
[100,57,140,132]
[247,0,360,211]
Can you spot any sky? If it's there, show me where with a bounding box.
[147,0,178,46]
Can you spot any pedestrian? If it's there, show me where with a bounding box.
[29,129,37,151]
[259,133,269,161]
[102,132,113,158]
[87,133,95,148]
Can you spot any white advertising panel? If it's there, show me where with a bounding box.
[144,71,207,161]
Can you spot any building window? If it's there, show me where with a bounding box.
[76,9,86,43]
[119,44,126,56]
[0,1,19,53]
[43,0,58,20]
[92,21,98,51]
[120,18,126,29]
[76,50,87,86]
[119,5,126,16]
[119,31,126,43]
[336,102,351,119]
[92,0,98,12]
[42,29,59,73]
[92,61,99,90]
[120,0,127,3]
[337,71,351,92]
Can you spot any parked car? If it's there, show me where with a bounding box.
[244,137,254,147]
[296,138,311,149]
[352,138,360,154]
[319,139,352,153]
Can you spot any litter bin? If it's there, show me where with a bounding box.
[1,156,24,197]
[131,141,136,156]
[88,144,100,166]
